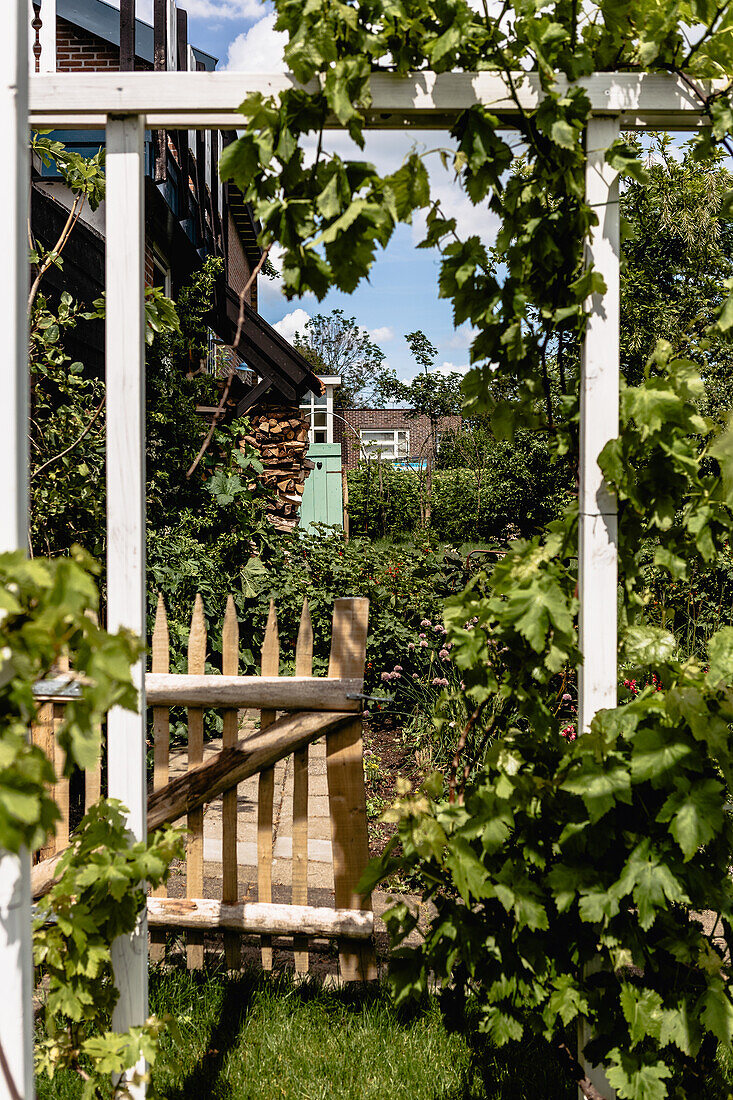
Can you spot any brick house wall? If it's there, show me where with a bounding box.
[337,408,462,469]
[56,18,152,72]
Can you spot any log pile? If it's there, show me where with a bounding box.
[241,405,315,532]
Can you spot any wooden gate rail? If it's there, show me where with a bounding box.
[31,594,378,982]
[145,674,363,709]
[147,899,373,938]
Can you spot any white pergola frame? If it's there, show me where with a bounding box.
[1,4,718,1096]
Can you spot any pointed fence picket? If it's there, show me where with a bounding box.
[31,592,376,981]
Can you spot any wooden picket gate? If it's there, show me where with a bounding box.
[32,594,377,982]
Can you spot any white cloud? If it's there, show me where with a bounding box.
[273,308,311,343]
[368,326,394,343]
[223,13,287,72]
[179,0,266,22]
[435,361,469,377]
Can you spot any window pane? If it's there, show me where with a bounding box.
[361,431,395,442]
[313,411,327,427]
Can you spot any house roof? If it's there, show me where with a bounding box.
[57,0,218,70]
[216,287,324,414]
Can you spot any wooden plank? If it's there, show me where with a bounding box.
[258,600,279,970]
[27,71,721,131]
[150,593,170,963]
[326,598,377,982]
[577,116,620,1100]
[293,598,313,973]
[221,595,240,971]
[104,114,147,1088]
[84,611,102,815]
[0,8,33,1092]
[148,898,373,939]
[144,673,361,709]
[53,701,70,851]
[186,593,206,969]
[119,0,135,72]
[34,701,56,860]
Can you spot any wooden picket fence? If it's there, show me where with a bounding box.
[31,594,377,982]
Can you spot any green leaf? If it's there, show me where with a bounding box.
[707,626,733,687]
[700,977,733,1048]
[606,1049,672,1100]
[657,778,725,860]
[550,120,577,150]
[623,625,676,666]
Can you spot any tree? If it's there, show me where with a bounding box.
[620,134,733,420]
[378,331,463,526]
[293,308,387,407]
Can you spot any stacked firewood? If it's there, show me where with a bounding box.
[241,405,314,532]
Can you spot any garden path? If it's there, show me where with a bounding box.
[168,716,336,903]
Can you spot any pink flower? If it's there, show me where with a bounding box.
[419,639,428,647]
[431,677,449,687]
[412,673,418,680]
[380,671,390,682]
[420,619,431,627]
[419,633,426,639]
[438,648,449,661]
[394,665,403,672]
[408,642,415,651]
[393,671,402,679]
[562,693,571,703]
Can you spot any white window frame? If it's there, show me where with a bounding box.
[359,428,410,461]
[300,375,338,444]
[151,244,171,296]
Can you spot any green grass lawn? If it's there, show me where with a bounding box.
[36,966,577,1100]
[36,965,733,1099]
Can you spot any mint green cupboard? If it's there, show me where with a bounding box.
[298,444,344,531]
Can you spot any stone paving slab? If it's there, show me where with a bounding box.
[169,732,335,895]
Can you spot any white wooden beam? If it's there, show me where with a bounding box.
[0,5,34,1099]
[577,115,620,1100]
[105,114,148,1100]
[27,70,719,130]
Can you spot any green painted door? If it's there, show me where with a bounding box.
[299,444,344,531]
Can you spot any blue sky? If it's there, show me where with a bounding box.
[132,0,494,381]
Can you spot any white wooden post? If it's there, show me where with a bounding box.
[38,0,56,73]
[0,4,34,1099]
[105,114,148,1098]
[577,115,620,1099]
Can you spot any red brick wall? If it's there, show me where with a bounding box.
[337,409,462,469]
[144,241,155,289]
[56,17,152,71]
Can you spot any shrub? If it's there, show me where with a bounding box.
[346,432,571,544]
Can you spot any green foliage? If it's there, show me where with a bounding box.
[34,801,184,1097]
[0,550,140,853]
[220,1,733,1094]
[620,135,733,420]
[347,438,569,542]
[248,531,466,698]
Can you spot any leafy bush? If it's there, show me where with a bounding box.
[346,432,571,544]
